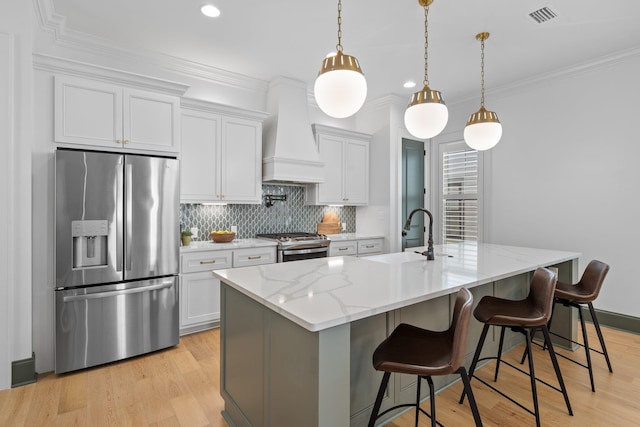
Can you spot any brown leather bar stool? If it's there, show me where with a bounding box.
[460,267,572,427]
[368,288,482,427]
[523,260,612,392]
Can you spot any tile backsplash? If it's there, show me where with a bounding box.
[180,185,355,240]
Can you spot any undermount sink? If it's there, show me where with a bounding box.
[365,252,429,264]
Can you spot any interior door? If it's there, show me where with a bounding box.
[402,138,425,250]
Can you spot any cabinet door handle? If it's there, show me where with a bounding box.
[115,139,121,144]
[199,260,216,265]
[124,139,130,144]
[364,245,374,248]
[339,247,349,251]
[247,255,261,260]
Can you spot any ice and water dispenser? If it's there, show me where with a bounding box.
[72,220,109,268]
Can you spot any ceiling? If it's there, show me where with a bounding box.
[50,0,640,103]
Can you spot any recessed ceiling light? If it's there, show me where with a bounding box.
[201,4,221,18]
[403,81,416,89]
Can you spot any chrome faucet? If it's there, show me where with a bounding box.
[402,208,435,260]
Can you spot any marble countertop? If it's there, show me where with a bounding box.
[325,233,385,241]
[213,242,580,332]
[181,234,383,252]
[180,238,277,253]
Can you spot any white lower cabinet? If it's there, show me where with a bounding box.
[357,239,383,257]
[233,246,277,268]
[329,238,384,257]
[329,240,357,257]
[180,250,232,334]
[180,271,222,332]
[179,246,276,334]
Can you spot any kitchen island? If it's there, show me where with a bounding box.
[213,242,580,427]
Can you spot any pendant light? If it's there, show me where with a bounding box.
[464,32,502,150]
[314,0,367,118]
[404,0,448,139]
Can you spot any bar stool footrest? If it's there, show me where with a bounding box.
[474,356,567,397]
[547,330,607,358]
[374,403,443,427]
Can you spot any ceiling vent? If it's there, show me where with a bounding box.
[528,6,558,24]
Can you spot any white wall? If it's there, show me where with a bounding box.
[0,0,34,389]
[31,68,55,375]
[356,96,432,254]
[444,51,640,317]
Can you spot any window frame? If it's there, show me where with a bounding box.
[434,140,487,244]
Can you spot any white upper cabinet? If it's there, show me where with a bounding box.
[54,75,181,154]
[180,109,219,203]
[220,116,263,203]
[306,124,370,206]
[180,99,267,204]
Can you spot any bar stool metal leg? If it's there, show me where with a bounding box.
[426,376,436,427]
[588,302,614,373]
[578,306,595,392]
[494,326,506,382]
[458,367,483,427]
[460,323,490,404]
[368,372,390,427]
[541,325,573,416]
[524,329,541,427]
[415,375,422,427]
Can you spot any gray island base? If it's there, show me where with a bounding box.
[214,242,580,427]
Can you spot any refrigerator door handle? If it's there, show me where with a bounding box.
[125,163,133,272]
[116,158,124,272]
[62,280,174,302]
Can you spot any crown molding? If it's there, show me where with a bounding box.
[32,0,268,96]
[181,97,268,121]
[32,0,66,39]
[448,45,640,107]
[33,53,190,96]
[361,94,407,112]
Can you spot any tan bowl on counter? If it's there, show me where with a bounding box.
[210,232,236,243]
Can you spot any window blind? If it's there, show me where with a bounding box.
[442,149,478,242]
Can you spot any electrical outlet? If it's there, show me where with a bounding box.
[341,222,347,232]
[231,225,238,234]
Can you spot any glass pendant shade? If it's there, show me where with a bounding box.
[464,107,502,150]
[464,32,502,151]
[314,51,367,118]
[404,85,449,139]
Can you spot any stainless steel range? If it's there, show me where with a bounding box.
[256,232,330,262]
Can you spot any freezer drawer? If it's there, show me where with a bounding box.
[55,277,179,374]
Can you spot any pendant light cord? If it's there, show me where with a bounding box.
[423,5,430,87]
[480,36,485,107]
[336,0,343,52]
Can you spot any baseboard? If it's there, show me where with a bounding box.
[179,320,220,336]
[582,307,640,334]
[12,353,37,388]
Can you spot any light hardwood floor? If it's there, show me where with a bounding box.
[1,325,639,426]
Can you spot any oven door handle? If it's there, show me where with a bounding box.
[282,246,329,255]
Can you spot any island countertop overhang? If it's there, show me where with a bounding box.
[212,242,581,332]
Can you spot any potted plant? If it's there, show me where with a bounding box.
[181,230,193,246]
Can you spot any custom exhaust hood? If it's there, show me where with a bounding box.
[262,77,324,184]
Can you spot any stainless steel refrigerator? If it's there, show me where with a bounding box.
[54,149,180,374]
